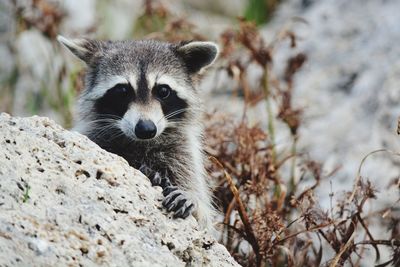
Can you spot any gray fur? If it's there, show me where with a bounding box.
[58,36,219,231]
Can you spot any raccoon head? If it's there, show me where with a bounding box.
[58,36,218,141]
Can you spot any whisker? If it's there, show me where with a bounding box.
[91,126,117,141]
[84,113,138,144]
[157,108,189,125]
[164,108,188,120]
[89,122,120,140]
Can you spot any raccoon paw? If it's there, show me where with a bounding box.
[152,172,172,188]
[139,164,171,188]
[162,186,195,219]
[139,164,153,177]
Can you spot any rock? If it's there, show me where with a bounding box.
[0,113,239,267]
[258,0,400,209]
[255,0,400,263]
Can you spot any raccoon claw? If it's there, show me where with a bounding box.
[162,186,195,219]
[162,187,181,208]
[163,185,178,196]
[175,203,195,219]
[139,164,171,188]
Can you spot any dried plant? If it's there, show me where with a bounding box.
[12,0,65,39]
[6,1,399,266]
[113,2,400,266]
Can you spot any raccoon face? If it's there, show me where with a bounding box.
[58,36,218,141]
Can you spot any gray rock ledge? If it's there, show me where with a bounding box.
[0,113,239,267]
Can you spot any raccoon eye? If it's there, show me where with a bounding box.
[111,83,129,95]
[155,84,171,99]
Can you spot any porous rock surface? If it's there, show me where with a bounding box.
[0,113,239,267]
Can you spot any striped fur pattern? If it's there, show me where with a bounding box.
[58,36,219,231]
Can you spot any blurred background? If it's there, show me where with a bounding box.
[1,0,399,266]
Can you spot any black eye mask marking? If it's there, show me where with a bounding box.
[153,84,188,121]
[94,83,135,117]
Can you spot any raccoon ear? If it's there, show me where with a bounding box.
[177,41,219,74]
[57,35,103,64]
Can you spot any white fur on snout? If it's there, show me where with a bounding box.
[120,108,138,139]
[121,102,166,140]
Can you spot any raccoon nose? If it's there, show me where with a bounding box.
[135,119,157,139]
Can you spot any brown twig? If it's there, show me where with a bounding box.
[210,156,262,267]
[349,149,400,203]
[355,239,400,247]
[329,231,356,267]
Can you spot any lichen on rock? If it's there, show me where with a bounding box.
[0,113,239,267]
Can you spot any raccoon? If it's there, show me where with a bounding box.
[58,36,219,231]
